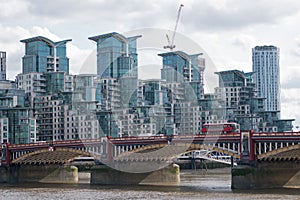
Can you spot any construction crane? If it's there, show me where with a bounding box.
[164,4,184,51]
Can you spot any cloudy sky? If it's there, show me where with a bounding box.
[1,0,300,125]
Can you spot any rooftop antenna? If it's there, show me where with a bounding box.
[164,4,184,51]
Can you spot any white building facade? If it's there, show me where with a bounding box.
[252,45,280,113]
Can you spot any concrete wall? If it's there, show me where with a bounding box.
[232,162,300,189]
[0,165,78,184]
[91,164,180,186]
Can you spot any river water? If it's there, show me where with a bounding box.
[0,168,299,200]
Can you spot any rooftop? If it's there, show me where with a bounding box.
[88,32,141,43]
[215,69,247,79]
[20,36,72,47]
[158,51,202,61]
[253,45,278,51]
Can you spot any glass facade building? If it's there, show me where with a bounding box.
[252,46,280,113]
[20,36,71,74]
[159,51,205,100]
[0,51,6,80]
[88,32,141,79]
[89,32,142,110]
[0,108,36,144]
[215,69,293,132]
[0,81,25,108]
[0,33,294,145]
[142,79,169,106]
[45,72,66,94]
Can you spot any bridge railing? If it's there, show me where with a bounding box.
[252,132,300,137]
[9,141,50,149]
[7,138,104,149]
[109,133,241,141]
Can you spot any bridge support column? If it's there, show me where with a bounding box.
[91,164,180,186]
[232,161,300,189]
[3,165,78,184]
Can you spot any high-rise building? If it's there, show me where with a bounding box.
[0,108,36,144]
[252,45,280,113]
[158,51,205,100]
[215,69,293,132]
[215,70,265,131]
[16,73,47,94]
[0,67,37,144]
[140,79,169,106]
[0,117,9,143]
[0,80,25,108]
[0,51,6,80]
[20,36,71,74]
[88,32,141,79]
[89,32,142,110]
[158,51,206,135]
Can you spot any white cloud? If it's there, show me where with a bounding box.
[69,45,94,75]
[0,0,29,19]
[0,0,299,123]
[281,88,300,125]
[231,34,260,50]
[183,0,300,31]
[281,67,300,89]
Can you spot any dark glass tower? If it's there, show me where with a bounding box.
[158,51,205,100]
[20,36,71,74]
[88,32,141,79]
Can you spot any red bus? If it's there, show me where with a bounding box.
[201,123,240,134]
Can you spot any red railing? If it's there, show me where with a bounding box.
[252,132,300,137]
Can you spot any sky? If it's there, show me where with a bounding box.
[1,0,300,125]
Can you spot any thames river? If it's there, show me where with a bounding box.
[0,168,299,200]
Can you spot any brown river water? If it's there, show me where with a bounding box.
[0,168,299,200]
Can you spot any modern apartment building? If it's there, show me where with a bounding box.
[89,32,142,110]
[16,73,46,94]
[88,32,141,79]
[158,51,207,135]
[20,36,71,74]
[0,117,8,143]
[215,69,293,132]
[215,70,264,131]
[252,45,280,113]
[0,34,295,144]
[17,36,73,141]
[159,51,205,100]
[0,107,36,144]
[0,80,37,144]
[0,51,6,80]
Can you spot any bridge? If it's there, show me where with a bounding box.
[1,131,300,188]
[1,131,299,166]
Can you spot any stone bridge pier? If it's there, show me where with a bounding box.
[232,131,300,189]
[90,162,180,186]
[232,161,300,189]
[0,165,78,184]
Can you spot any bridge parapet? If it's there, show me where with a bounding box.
[1,132,300,166]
